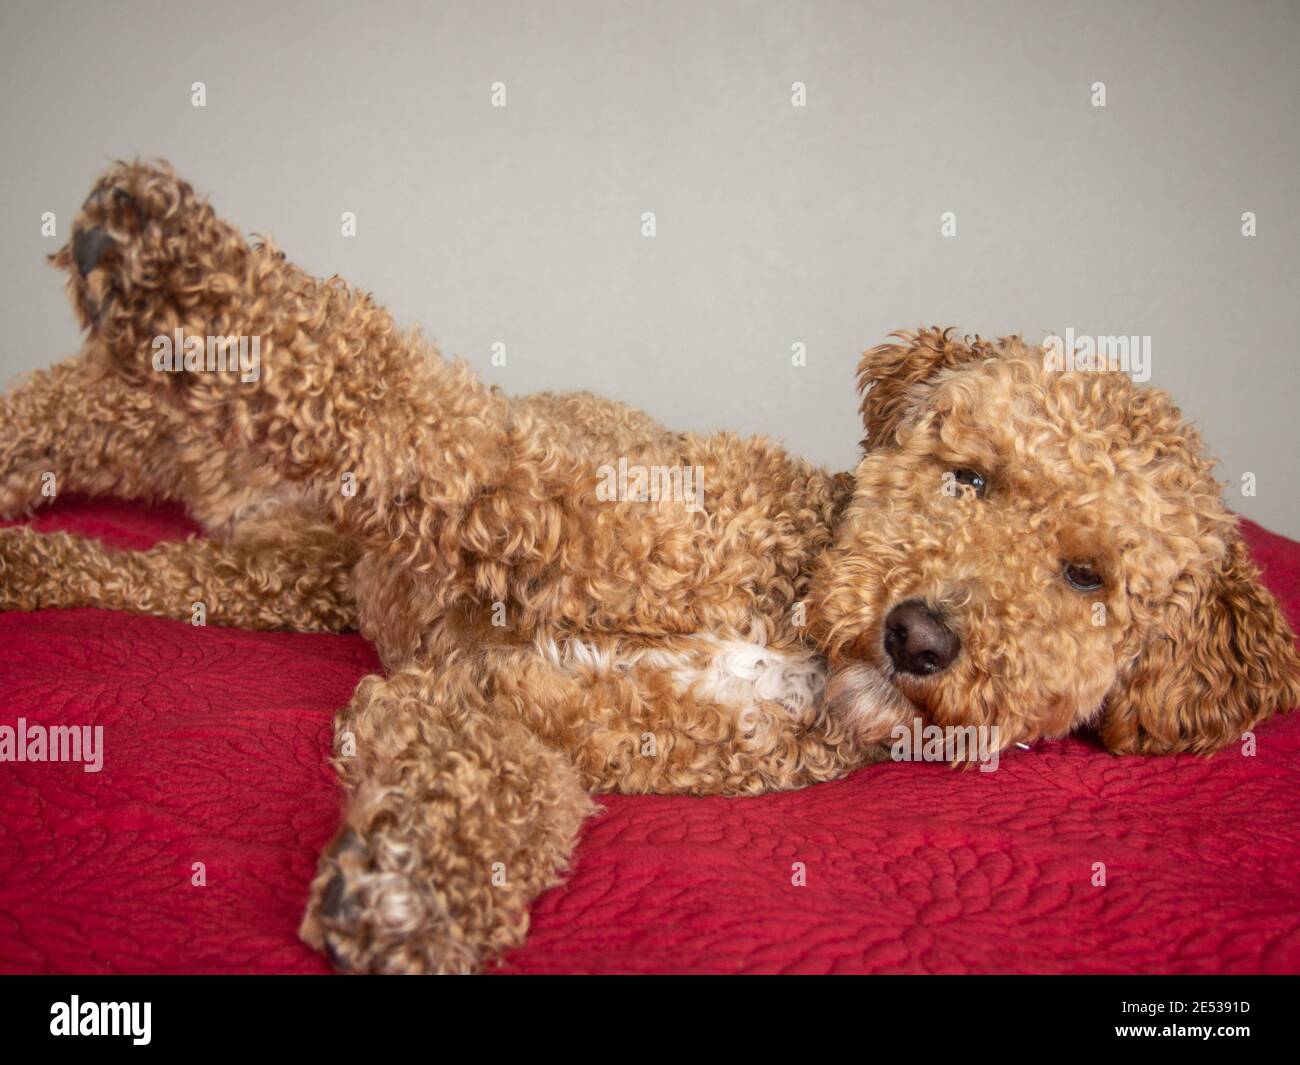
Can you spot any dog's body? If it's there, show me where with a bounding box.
[2,162,1297,973]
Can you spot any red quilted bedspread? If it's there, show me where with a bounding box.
[2,497,1299,975]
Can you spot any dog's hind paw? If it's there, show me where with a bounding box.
[51,161,251,380]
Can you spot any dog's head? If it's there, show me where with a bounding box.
[809,327,1300,756]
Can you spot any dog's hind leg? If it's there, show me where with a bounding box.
[58,162,590,628]
[61,163,763,683]
[0,351,189,518]
[0,513,359,631]
[55,161,513,528]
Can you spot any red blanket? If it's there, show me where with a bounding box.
[2,497,1298,974]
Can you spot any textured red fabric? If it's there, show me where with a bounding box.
[1,497,1298,974]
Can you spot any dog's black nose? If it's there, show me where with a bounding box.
[884,600,959,676]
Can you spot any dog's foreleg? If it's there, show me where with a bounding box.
[300,662,597,974]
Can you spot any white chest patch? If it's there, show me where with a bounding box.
[534,632,829,722]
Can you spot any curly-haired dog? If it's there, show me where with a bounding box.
[2,162,1297,973]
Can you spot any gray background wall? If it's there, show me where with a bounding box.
[2,0,1296,534]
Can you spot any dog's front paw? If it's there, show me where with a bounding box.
[300,826,486,976]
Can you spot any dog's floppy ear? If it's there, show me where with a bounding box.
[1101,537,1300,755]
[857,327,992,449]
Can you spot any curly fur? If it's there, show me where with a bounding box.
[1,160,1296,972]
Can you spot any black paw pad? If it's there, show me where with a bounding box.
[72,226,113,275]
[321,873,348,919]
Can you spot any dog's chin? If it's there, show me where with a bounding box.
[824,661,922,745]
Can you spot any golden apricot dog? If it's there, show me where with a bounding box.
[1,162,1296,973]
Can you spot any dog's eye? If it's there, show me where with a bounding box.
[1063,561,1104,592]
[950,469,987,497]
